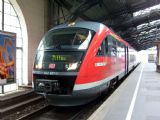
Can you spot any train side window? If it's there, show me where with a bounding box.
[107,35,117,57]
[111,47,117,56]
[96,41,105,56]
[112,40,117,56]
[117,41,124,57]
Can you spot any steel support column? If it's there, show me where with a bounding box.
[2,0,4,30]
[155,41,160,73]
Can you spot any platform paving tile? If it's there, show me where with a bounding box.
[132,63,160,120]
[146,116,160,120]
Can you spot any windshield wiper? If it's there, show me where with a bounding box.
[45,44,61,50]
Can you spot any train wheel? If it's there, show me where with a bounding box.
[102,81,110,95]
[109,77,118,90]
[109,81,115,90]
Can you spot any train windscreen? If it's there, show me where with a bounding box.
[38,28,95,50]
[34,28,95,72]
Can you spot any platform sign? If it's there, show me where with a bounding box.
[0,31,16,84]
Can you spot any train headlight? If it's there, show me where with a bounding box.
[35,64,42,69]
[67,62,78,71]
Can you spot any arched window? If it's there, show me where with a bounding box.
[0,0,23,85]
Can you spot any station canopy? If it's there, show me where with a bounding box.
[52,0,160,51]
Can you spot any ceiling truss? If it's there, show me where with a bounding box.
[50,0,160,51]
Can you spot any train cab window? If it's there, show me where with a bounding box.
[96,41,105,56]
[105,37,109,55]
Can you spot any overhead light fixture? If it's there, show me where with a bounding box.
[68,22,76,27]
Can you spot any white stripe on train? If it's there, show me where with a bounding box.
[73,69,125,91]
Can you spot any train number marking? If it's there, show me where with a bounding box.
[95,62,107,67]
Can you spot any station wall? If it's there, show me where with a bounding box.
[10,0,49,85]
[10,0,73,85]
[17,0,49,85]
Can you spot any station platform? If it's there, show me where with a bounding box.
[88,63,160,120]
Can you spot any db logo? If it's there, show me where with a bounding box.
[49,63,55,69]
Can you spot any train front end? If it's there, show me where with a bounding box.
[32,25,97,106]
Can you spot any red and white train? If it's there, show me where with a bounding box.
[33,21,138,106]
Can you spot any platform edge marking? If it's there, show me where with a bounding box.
[125,64,144,120]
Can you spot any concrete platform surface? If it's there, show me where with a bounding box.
[88,63,160,120]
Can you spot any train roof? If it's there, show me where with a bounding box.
[51,21,106,32]
[50,21,133,48]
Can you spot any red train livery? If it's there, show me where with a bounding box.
[33,21,138,106]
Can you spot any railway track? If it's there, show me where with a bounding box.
[17,105,51,120]
[17,87,116,120]
[18,66,138,120]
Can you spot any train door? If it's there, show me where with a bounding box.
[95,40,106,77]
[125,46,129,74]
[108,36,118,76]
[104,36,112,77]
